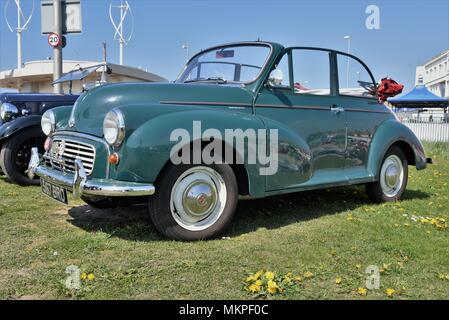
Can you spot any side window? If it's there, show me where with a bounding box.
[337,54,376,97]
[291,49,331,95]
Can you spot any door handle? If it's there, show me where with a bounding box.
[330,104,344,114]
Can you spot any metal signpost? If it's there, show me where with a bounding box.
[41,0,82,94]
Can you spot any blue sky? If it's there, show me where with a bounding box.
[0,0,448,91]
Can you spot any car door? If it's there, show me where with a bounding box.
[255,48,347,191]
[335,53,386,183]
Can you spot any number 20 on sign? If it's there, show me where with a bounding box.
[48,33,60,48]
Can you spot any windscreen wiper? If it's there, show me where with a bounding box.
[184,77,228,84]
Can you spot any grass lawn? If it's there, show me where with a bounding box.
[0,142,448,300]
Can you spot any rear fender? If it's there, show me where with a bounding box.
[367,119,427,179]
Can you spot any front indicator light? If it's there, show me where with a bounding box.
[108,153,120,165]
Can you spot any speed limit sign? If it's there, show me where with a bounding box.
[48,33,61,48]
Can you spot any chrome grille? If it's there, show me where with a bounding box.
[45,139,96,175]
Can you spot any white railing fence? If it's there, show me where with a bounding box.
[396,110,449,142]
[402,121,449,142]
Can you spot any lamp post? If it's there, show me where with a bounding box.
[182,42,189,63]
[53,0,63,94]
[344,35,351,88]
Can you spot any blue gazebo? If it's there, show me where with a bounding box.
[388,84,449,109]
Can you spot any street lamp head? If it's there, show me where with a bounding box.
[344,35,351,40]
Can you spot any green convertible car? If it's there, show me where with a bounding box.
[29,41,430,240]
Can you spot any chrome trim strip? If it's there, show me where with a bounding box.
[160,100,252,107]
[255,103,390,113]
[28,148,155,198]
[255,103,329,111]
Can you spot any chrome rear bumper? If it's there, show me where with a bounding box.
[28,148,155,198]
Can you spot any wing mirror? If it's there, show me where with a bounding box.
[267,69,284,87]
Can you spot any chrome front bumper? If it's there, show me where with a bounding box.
[28,148,155,198]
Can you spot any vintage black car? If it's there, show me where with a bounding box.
[0,93,79,185]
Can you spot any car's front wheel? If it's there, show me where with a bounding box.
[366,145,408,203]
[149,164,238,240]
[0,128,45,186]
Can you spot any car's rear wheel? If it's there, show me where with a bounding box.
[366,145,408,203]
[0,128,45,186]
[149,164,238,240]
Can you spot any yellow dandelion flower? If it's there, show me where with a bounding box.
[385,288,395,298]
[335,277,342,285]
[248,283,261,293]
[445,275,449,281]
[355,264,362,269]
[255,270,264,279]
[267,280,279,294]
[87,273,95,281]
[294,275,303,282]
[264,271,275,281]
[255,279,263,286]
[304,271,314,279]
[357,287,368,296]
[80,272,87,280]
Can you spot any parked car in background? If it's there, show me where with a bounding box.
[29,41,431,240]
[0,93,79,185]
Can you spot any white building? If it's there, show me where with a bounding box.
[0,60,167,93]
[415,48,449,98]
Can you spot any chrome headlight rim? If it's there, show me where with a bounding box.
[103,108,126,147]
[41,110,56,136]
[0,102,19,122]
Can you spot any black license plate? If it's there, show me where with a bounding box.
[41,179,68,204]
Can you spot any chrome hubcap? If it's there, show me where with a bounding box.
[183,181,217,218]
[170,167,227,231]
[380,155,404,197]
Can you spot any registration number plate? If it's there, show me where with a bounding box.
[41,179,68,204]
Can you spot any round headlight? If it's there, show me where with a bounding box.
[0,102,19,121]
[103,108,125,147]
[41,110,56,136]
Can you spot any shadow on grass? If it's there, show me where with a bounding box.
[67,186,430,241]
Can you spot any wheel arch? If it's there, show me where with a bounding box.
[153,139,253,197]
[367,119,427,180]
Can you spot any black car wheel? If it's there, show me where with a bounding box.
[0,128,46,186]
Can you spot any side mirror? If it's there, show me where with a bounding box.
[267,69,284,87]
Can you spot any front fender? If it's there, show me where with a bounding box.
[367,119,427,179]
[113,107,268,198]
[0,115,41,141]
